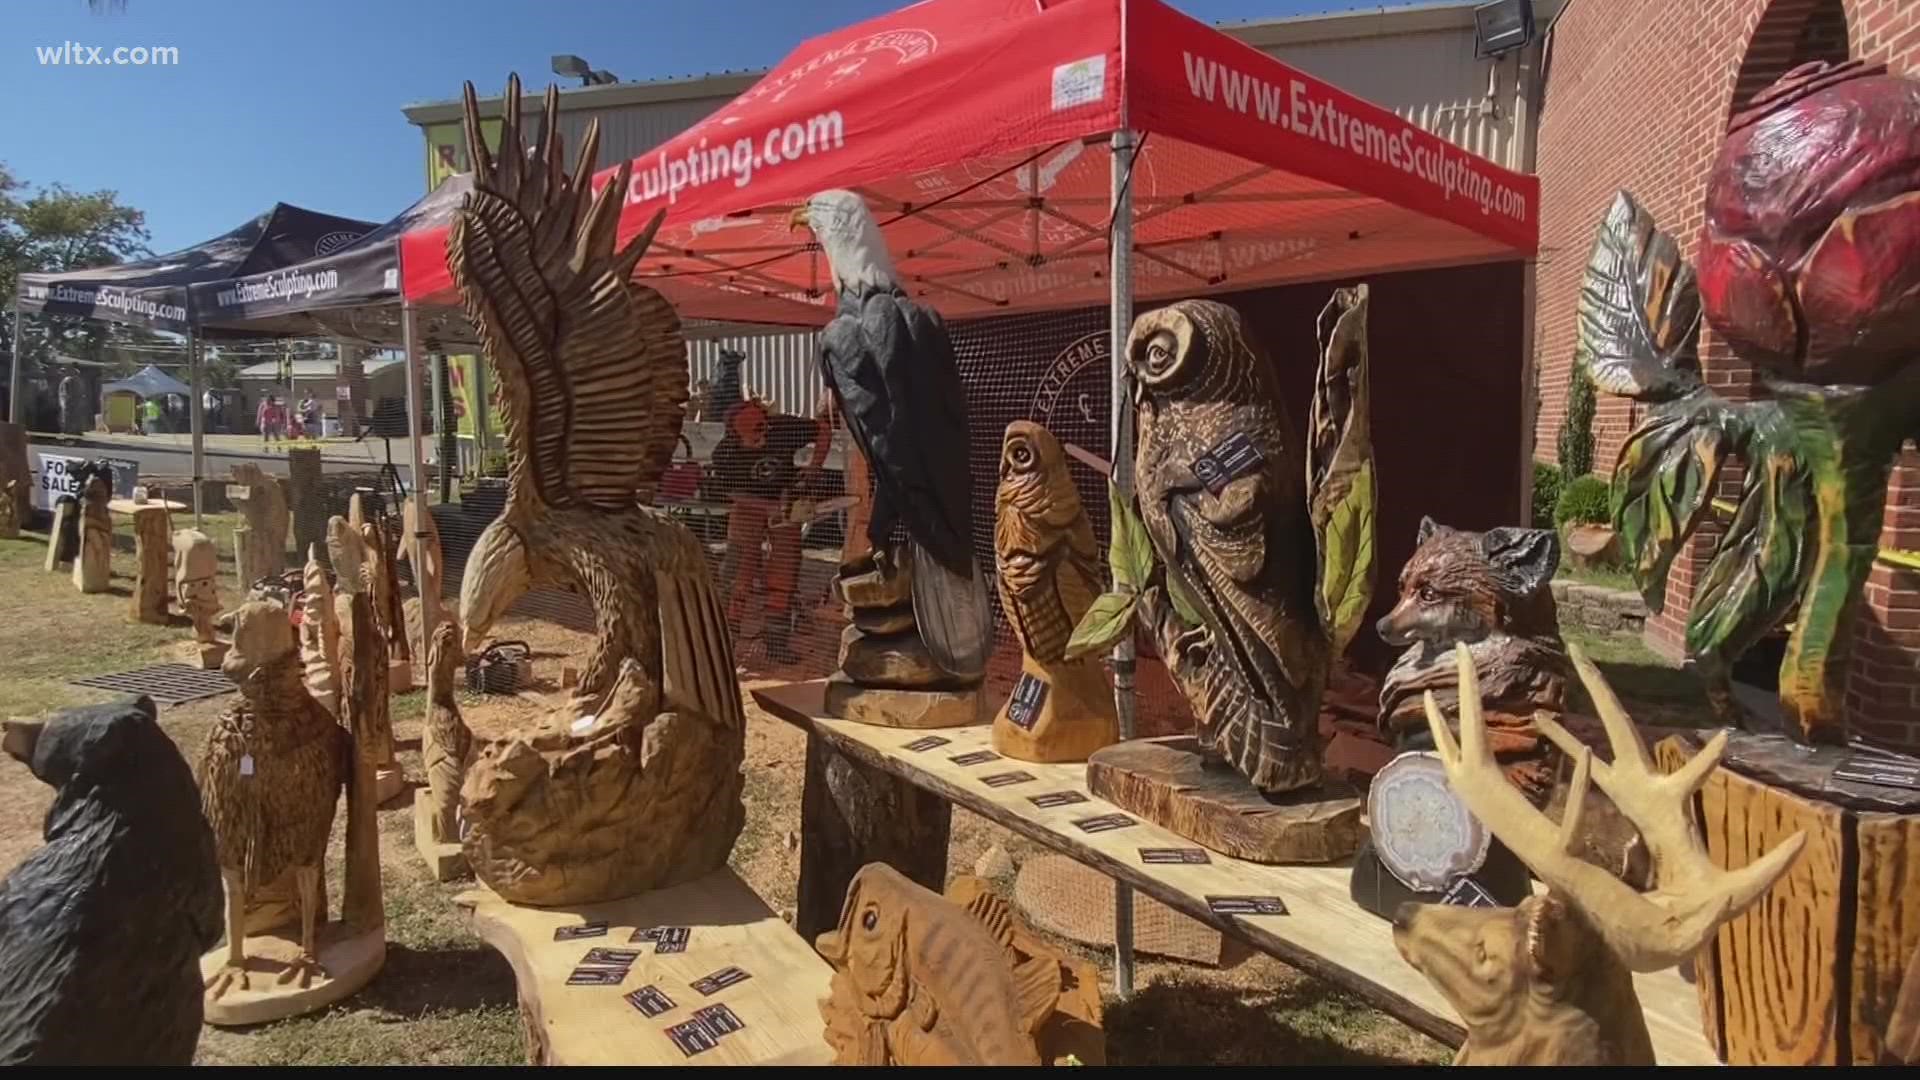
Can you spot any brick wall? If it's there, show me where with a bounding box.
[1533,0,1920,745]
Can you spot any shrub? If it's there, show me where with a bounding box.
[1554,473,1612,528]
[1532,462,1563,530]
[1558,365,1597,479]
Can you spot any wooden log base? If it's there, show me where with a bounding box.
[990,654,1117,764]
[456,870,834,1066]
[1013,854,1226,966]
[413,789,467,882]
[198,921,386,1027]
[1656,729,1920,1065]
[823,674,983,729]
[1087,736,1362,864]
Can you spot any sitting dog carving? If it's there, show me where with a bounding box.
[1392,644,1805,1065]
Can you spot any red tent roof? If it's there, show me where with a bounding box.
[401,0,1538,326]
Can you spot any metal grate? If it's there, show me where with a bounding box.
[68,663,235,706]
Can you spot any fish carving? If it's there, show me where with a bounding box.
[815,864,1058,1066]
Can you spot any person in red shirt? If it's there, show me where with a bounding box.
[711,398,830,663]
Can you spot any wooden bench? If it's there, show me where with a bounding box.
[456,868,833,1066]
[753,680,1722,1066]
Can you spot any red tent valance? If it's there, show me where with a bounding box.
[401,0,1539,326]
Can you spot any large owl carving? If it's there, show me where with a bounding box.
[993,421,1102,664]
[1127,292,1374,795]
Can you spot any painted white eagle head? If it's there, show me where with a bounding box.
[789,189,899,295]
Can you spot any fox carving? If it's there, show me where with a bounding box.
[1376,517,1567,805]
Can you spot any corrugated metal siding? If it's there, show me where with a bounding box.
[686,333,826,417]
[551,95,737,170]
[1255,27,1524,169]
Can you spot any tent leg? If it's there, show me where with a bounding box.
[401,301,439,644]
[1108,125,1138,1003]
[6,307,20,425]
[188,328,204,528]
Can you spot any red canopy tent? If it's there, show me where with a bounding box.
[400,0,1537,326]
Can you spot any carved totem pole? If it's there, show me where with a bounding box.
[70,461,113,594]
[448,76,745,906]
[0,479,19,540]
[230,463,288,592]
[990,421,1117,762]
[172,529,225,669]
[1075,289,1376,863]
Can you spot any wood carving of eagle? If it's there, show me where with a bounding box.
[448,75,741,735]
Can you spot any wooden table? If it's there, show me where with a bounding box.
[754,680,1720,1065]
[107,497,187,516]
[457,869,834,1066]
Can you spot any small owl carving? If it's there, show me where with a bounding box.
[1128,299,1327,794]
[993,421,1102,664]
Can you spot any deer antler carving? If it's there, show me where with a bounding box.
[1392,642,1806,1064]
[1425,641,1805,971]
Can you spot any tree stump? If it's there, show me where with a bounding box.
[795,734,951,941]
[130,506,172,624]
[1655,731,1920,1065]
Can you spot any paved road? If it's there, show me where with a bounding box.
[26,432,412,480]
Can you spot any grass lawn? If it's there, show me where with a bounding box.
[0,508,1717,1066]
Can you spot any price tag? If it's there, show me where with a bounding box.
[239,753,255,777]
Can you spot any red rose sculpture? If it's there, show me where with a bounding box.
[1698,61,1920,386]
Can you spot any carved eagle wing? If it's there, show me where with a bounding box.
[448,77,687,513]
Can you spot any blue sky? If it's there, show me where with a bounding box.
[3,0,1385,253]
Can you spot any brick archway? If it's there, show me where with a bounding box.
[1728,0,1852,119]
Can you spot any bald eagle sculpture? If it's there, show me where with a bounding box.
[791,190,991,678]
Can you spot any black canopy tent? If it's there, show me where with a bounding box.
[8,202,378,522]
[190,175,475,347]
[16,202,378,335]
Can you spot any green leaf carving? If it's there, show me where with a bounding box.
[1065,590,1137,661]
[1308,285,1376,656]
[1315,459,1376,656]
[1106,480,1153,593]
[1611,389,1747,614]
[1165,573,1206,629]
[1685,444,1811,661]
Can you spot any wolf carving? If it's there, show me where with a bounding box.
[1376,517,1566,805]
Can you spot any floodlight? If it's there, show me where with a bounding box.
[1473,0,1536,58]
[551,54,591,79]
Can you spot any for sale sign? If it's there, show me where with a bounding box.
[33,452,141,511]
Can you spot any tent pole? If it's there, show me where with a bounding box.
[6,305,21,424]
[188,326,204,528]
[401,299,439,645]
[1108,124,1138,1002]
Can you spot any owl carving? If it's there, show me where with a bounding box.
[1127,293,1373,795]
[994,422,1103,663]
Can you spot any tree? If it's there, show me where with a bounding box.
[2,162,152,414]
